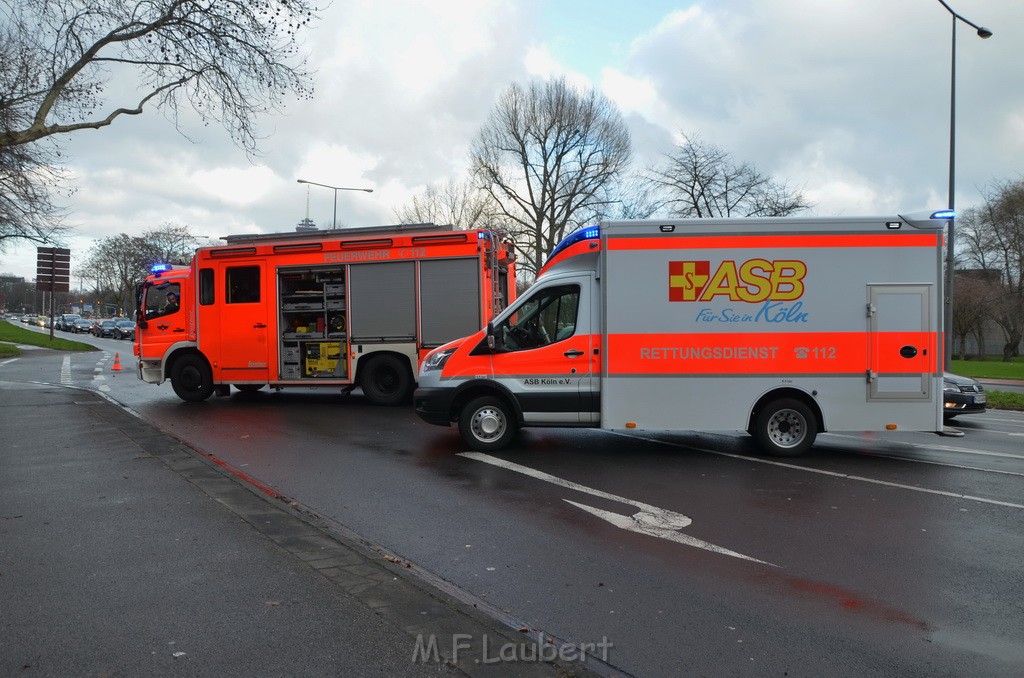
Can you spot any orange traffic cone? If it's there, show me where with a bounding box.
[112,352,123,371]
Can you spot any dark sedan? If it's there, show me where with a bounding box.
[111,318,136,340]
[94,319,118,338]
[943,372,987,421]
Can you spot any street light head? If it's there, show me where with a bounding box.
[296,179,308,184]
[976,26,993,39]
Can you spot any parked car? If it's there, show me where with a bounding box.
[72,318,94,333]
[943,372,987,421]
[93,319,118,338]
[111,318,136,340]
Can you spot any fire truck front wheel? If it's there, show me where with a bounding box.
[753,398,817,457]
[359,355,413,406]
[459,396,516,452]
[170,354,214,402]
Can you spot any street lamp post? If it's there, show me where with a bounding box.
[296,179,373,230]
[937,0,991,369]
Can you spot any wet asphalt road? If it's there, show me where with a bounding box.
[4,328,1023,677]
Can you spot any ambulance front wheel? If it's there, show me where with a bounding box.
[170,354,214,402]
[459,396,516,452]
[753,398,816,457]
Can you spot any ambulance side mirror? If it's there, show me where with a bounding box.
[486,321,496,351]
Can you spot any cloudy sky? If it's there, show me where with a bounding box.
[3,0,1022,283]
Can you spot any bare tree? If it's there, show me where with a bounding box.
[470,77,632,279]
[646,133,810,218]
[0,20,73,250]
[144,222,209,265]
[951,273,995,360]
[395,178,495,231]
[80,234,159,312]
[958,179,1024,361]
[0,134,72,250]
[80,223,205,311]
[0,0,318,248]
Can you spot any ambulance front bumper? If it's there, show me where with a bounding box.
[414,387,456,427]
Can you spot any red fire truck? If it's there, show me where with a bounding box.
[133,224,516,405]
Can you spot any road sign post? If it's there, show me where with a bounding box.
[36,247,71,339]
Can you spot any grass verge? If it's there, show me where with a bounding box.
[986,391,1024,411]
[0,320,100,356]
[950,358,1024,411]
[950,356,1024,380]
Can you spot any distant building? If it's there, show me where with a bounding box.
[296,218,318,232]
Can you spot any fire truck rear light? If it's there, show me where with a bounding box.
[625,422,637,429]
[886,424,898,430]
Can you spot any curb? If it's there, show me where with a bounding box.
[89,389,623,678]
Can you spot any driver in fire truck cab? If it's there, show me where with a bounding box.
[145,284,181,319]
[162,291,179,314]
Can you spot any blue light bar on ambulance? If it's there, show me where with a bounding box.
[150,263,172,274]
[930,209,956,220]
[545,226,600,263]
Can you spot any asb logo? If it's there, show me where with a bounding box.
[669,259,807,302]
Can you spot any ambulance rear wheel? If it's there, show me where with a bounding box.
[459,396,515,452]
[753,398,816,457]
[360,355,412,406]
[170,354,214,402]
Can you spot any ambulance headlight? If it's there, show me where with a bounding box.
[422,348,456,372]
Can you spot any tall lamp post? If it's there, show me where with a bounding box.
[296,179,373,230]
[937,0,992,369]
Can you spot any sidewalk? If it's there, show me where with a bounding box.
[0,380,608,677]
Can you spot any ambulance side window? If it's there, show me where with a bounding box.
[226,266,260,304]
[499,284,579,351]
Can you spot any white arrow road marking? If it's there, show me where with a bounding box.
[61,355,71,384]
[458,452,773,566]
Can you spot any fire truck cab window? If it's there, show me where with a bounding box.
[498,284,579,351]
[146,283,182,318]
[199,268,215,305]
[226,266,261,304]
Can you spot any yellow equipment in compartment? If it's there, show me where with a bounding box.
[304,341,346,377]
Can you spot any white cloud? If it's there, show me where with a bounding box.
[3,0,1022,283]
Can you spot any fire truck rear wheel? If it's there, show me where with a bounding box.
[233,384,265,394]
[459,396,515,452]
[753,398,816,457]
[359,355,412,406]
[170,354,214,402]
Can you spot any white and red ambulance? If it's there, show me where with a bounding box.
[414,212,952,456]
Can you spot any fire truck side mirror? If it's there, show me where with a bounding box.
[486,321,496,351]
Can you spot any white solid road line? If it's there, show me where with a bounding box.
[608,431,1024,510]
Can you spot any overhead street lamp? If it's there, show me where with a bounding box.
[296,179,374,230]
[937,0,991,370]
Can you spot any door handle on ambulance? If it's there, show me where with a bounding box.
[564,349,585,358]
[253,323,266,329]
